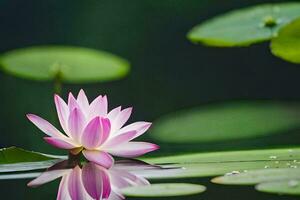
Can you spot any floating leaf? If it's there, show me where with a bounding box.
[271,18,300,63]
[187,3,300,47]
[212,168,300,185]
[256,179,300,195]
[0,46,130,83]
[0,172,41,180]
[144,148,300,179]
[0,147,65,172]
[151,101,300,143]
[122,183,206,197]
[212,168,300,195]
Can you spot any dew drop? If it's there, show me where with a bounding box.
[225,171,240,176]
[269,155,277,159]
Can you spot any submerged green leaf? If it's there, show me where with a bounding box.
[271,18,300,64]
[0,46,130,83]
[151,101,300,143]
[187,3,300,47]
[122,183,206,197]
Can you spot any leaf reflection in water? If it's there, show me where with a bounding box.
[27,159,179,200]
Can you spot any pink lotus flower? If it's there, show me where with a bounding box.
[27,90,159,168]
[28,160,152,200]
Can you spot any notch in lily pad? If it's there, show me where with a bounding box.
[0,46,130,85]
[262,15,278,28]
[187,2,300,47]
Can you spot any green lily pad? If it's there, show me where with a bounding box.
[212,168,300,195]
[0,147,62,164]
[144,148,300,179]
[151,101,300,143]
[256,179,300,195]
[122,183,206,197]
[0,46,130,83]
[271,18,300,64]
[212,168,300,185]
[0,172,41,180]
[0,147,64,172]
[187,3,300,47]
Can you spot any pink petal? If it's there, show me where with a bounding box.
[57,174,72,200]
[27,169,71,187]
[68,166,93,200]
[116,122,152,139]
[110,107,132,134]
[77,89,89,113]
[89,95,108,118]
[109,170,136,188]
[68,92,79,112]
[107,106,122,122]
[81,117,110,149]
[100,118,111,144]
[68,108,86,142]
[107,142,159,158]
[82,163,111,200]
[44,137,78,149]
[54,94,69,134]
[26,114,64,137]
[102,131,137,148]
[82,150,114,169]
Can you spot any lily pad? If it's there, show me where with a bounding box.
[212,168,300,185]
[151,101,300,143]
[144,148,300,179]
[212,168,300,195]
[122,183,206,197]
[271,18,300,64]
[187,3,300,47]
[0,147,64,172]
[0,147,62,164]
[256,179,300,195]
[0,172,41,180]
[0,46,130,83]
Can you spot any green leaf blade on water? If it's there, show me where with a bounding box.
[122,183,206,197]
[271,18,300,64]
[0,46,130,83]
[187,3,300,47]
[151,101,300,143]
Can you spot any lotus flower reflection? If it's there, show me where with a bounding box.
[27,90,159,168]
[28,160,156,200]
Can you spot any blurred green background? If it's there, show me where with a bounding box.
[1,0,300,199]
